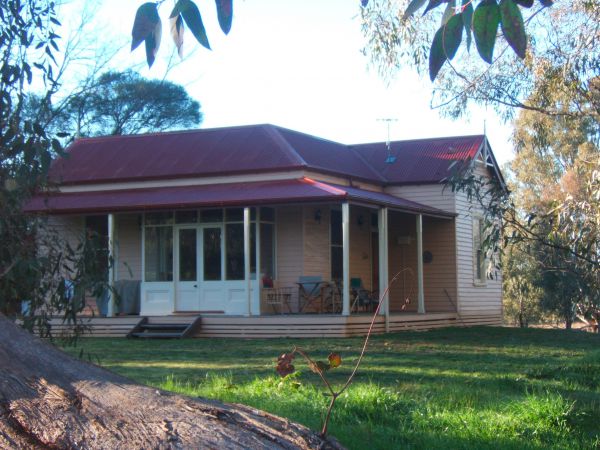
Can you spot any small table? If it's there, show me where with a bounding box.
[297,281,331,313]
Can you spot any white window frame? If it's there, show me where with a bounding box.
[473,215,486,286]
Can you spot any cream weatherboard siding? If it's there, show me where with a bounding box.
[44,215,85,276]
[385,184,456,213]
[387,211,419,313]
[385,178,502,322]
[115,214,142,281]
[276,206,304,309]
[303,206,331,280]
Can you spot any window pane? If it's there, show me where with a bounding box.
[331,246,343,280]
[260,223,274,278]
[179,229,197,281]
[201,209,223,222]
[203,227,222,281]
[226,208,243,222]
[226,223,244,280]
[85,215,108,280]
[176,210,198,224]
[145,226,173,281]
[331,210,342,245]
[145,212,173,225]
[260,207,275,222]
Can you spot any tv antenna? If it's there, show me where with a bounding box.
[377,118,398,163]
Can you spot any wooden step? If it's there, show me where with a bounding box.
[130,332,187,339]
[127,317,201,339]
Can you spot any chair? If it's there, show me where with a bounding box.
[297,276,328,313]
[324,279,343,314]
[263,280,292,314]
[350,278,378,313]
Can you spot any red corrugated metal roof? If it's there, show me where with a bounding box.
[49,125,306,185]
[351,135,484,185]
[24,178,453,217]
[47,125,488,187]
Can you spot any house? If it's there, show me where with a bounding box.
[25,124,504,337]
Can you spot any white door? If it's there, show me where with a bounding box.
[175,227,200,311]
[199,225,226,312]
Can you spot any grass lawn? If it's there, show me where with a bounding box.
[60,326,600,449]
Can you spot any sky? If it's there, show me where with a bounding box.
[59,0,515,165]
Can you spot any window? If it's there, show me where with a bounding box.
[331,209,343,280]
[260,222,275,278]
[473,217,485,284]
[226,223,245,280]
[203,227,222,281]
[145,225,173,282]
[84,215,109,283]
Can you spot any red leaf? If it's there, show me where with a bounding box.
[328,352,342,369]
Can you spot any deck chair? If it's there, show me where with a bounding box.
[350,278,378,313]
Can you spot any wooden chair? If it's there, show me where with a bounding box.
[263,281,293,314]
[350,278,378,313]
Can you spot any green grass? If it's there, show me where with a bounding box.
[60,327,600,449]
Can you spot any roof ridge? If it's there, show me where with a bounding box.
[351,134,485,148]
[347,145,387,182]
[69,124,278,145]
[264,125,308,167]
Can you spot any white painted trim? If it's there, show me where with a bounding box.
[58,171,306,193]
[107,213,116,317]
[378,208,389,331]
[342,202,350,316]
[244,207,251,316]
[255,208,261,315]
[416,214,425,314]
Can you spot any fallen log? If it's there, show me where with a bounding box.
[0,315,343,449]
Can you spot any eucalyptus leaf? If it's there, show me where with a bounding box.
[514,0,533,6]
[423,0,448,16]
[215,0,233,35]
[500,0,527,58]
[131,3,160,51]
[144,18,162,68]
[473,0,500,63]
[462,0,473,52]
[429,13,463,81]
[181,1,211,50]
[440,0,456,26]
[403,0,427,19]
[170,15,184,58]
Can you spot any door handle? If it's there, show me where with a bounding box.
[193,284,198,288]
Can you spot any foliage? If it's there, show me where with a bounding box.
[28,70,202,141]
[507,105,600,328]
[0,1,112,337]
[502,241,543,326]
[361,0,599,122]
[62,327,600,449]
[131,0,233,67]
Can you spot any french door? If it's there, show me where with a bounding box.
[175,225,225,312]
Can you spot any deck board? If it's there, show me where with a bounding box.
[27,312,502,338]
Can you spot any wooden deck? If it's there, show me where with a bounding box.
[39,312,502,338]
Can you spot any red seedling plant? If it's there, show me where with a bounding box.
[276,270,412,437]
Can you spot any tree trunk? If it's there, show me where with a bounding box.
[0,315,343,449]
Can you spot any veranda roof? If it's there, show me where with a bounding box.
[24,178,454,218]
